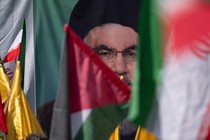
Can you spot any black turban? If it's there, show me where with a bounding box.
[69,0,140,39]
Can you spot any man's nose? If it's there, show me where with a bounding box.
[112,54,127,75]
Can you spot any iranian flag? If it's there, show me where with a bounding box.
[129,0,210,139]
[3,28,23,63]
[34,0,78,107]
[1,0,79,111]
[3,20,26,87]
[158,1,210,139]
[50,25,131,140]
[0,0,36,111]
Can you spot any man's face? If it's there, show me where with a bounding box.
[86,23,138,85]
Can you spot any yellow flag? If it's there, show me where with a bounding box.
[6,61,44,140]
[109,125,120,140]
[109,126,157,140]
[0,60,10,103]
[135,127,157,140]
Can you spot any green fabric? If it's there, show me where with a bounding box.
[18,19,26,89]
[34,0,78,106]
[75,103,128,140]
[128,0,162,127]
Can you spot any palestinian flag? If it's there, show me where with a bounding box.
[129,0,210,139]
[50,25,131,140]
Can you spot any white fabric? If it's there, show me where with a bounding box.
[6,29,23,52]
[71,109,91,139]
[0,0,36,111]
[160,51,210,140]
[148,2,210,139]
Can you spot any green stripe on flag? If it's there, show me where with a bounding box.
[0,132,3,137]
[18,19,26,89]
[34,0,78,106]
[75,103,128,140]
[129,0,162,127]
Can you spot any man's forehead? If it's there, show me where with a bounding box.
[87,23,138,39]
[86,24,138,50]
[88,23,136,35]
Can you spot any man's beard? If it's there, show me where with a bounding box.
[119,119,138,139]
[119,78,137,139]
[122,77,132,86]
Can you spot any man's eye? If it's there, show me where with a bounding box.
[97,50,113,56]
[99,52,111,56]
[125,50,136,57]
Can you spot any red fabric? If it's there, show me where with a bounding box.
[0,96,7,133]
[3,43,21,63]
[206,128,210,140]
[64,25,131,113]
[170,4,210,58]
[168,3,210,139]
[197,101,210,140]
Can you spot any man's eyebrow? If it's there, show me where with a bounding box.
[94,44,112,50]
[94,44,137,51]
[124,45,137,51]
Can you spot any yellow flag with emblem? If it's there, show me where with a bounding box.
[0,59,10,103]
[6,61,44,140]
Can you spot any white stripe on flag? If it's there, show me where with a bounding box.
[0,0,36,112]
[71,109,91,139]
[6,29,22,54]
[159,40,210,139]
